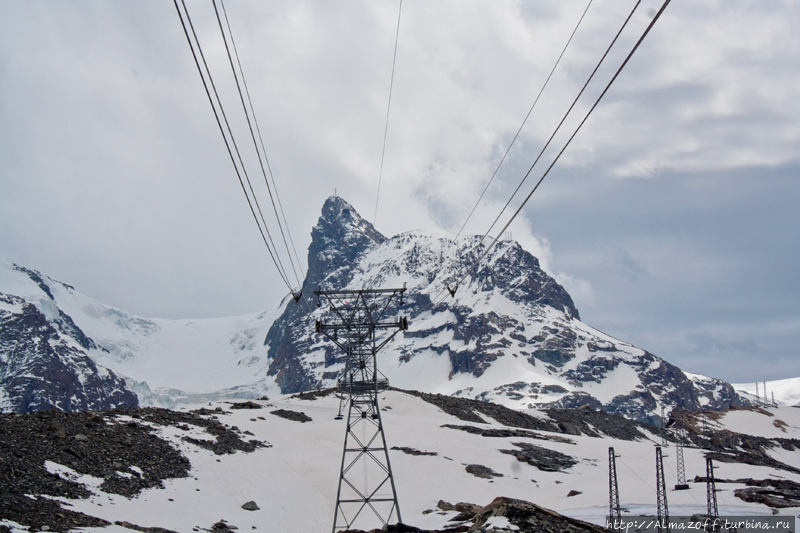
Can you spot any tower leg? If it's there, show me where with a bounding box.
[332,392,401,532]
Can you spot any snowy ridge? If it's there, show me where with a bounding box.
[264,197,751,424]
[2,196,795,419]
[732,377,800,407]
[0,258,282,412]
[1,392,798,532]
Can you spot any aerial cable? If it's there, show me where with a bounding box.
[181,0,293,294]
[452,0,594,246]
[173,0,293,291]
[373,0,403,227]
[436,0,594,306]
[453,0,672,295]
[446,0,628,296]
[473,0,643,257]
[214,0,305,291]
[445,0,643,300]
[220,0,306,284]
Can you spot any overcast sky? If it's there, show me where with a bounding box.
[1,1,797,384]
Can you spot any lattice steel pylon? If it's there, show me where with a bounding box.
[656,446,671,533]
[674,416,689,490]
[608,447,622,531]
[706,457,719,532]
[314,288,408,533]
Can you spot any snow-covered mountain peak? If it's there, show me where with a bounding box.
[3,197,796,419]
[306,196,386,291]
[262,198,748,423]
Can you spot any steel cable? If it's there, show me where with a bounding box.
[173,0,293,291]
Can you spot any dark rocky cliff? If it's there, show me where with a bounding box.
[0,294,138,413]
[259,197,745,424]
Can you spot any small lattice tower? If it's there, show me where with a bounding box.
[608,447,622,531]
[706,457,720,532]
[674,415,689,490]
[656,445,670,533]
[314,288,408,533]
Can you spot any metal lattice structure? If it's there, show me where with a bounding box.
[706,457,719,532]
[674,417,689,490]
[608,447,622,531]
[314,288,408,533]
[656,446,670,533]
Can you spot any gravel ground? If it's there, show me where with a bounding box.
[0,407,266,532]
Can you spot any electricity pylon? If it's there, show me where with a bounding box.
[675,416,689,490]
[706,457,719,532]
[608,447,622,531]
[314,288,408,533]
[656,445,670,533]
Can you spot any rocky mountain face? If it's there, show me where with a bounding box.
[0,197,748,421]
[0,265,138,413]
[264,196,744,424]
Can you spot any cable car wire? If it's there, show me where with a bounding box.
[453,0,671,295]
[173,0,293,291]
[416,0,639,318]
[220,0,306,284]
[413,0,670,322]
[452,0,594,246]
[473,0,643,255]
[214,0,305,290]
[373,0,404,227]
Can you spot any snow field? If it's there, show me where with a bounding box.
[13,391,797,533]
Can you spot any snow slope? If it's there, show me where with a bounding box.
[1,391,797,533]
[733,377,800,407]
[0,258,283,410]
[264,197,750,424]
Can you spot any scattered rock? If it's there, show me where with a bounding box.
[500,442,578,472]
[391,446,437,456]
[210,521,239,532]
[0,406,268,531]
[269,409,312,423]
[229,401,262,410]
[289,389,335,401]
[470,496,611,532]
[733,479,800,508]
[115,520,180,533]
[465,464,503,479]
[441,424,574,444]
[342,496,610,532]
[567,490,582,497]
[437,500,456,511]
[241,501,260,511]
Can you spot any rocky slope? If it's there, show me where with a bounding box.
[0,265,137,413]
[0,258,280,412]
[264,196,745,424]
[1,392,798,532]
[0,196,759,420]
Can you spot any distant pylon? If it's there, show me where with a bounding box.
[656,446,670,533]
[315,288,408,533]
[608,447,622,531]
[660,405,668,447]
[706,457,719,532]
[674,415,689,490]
